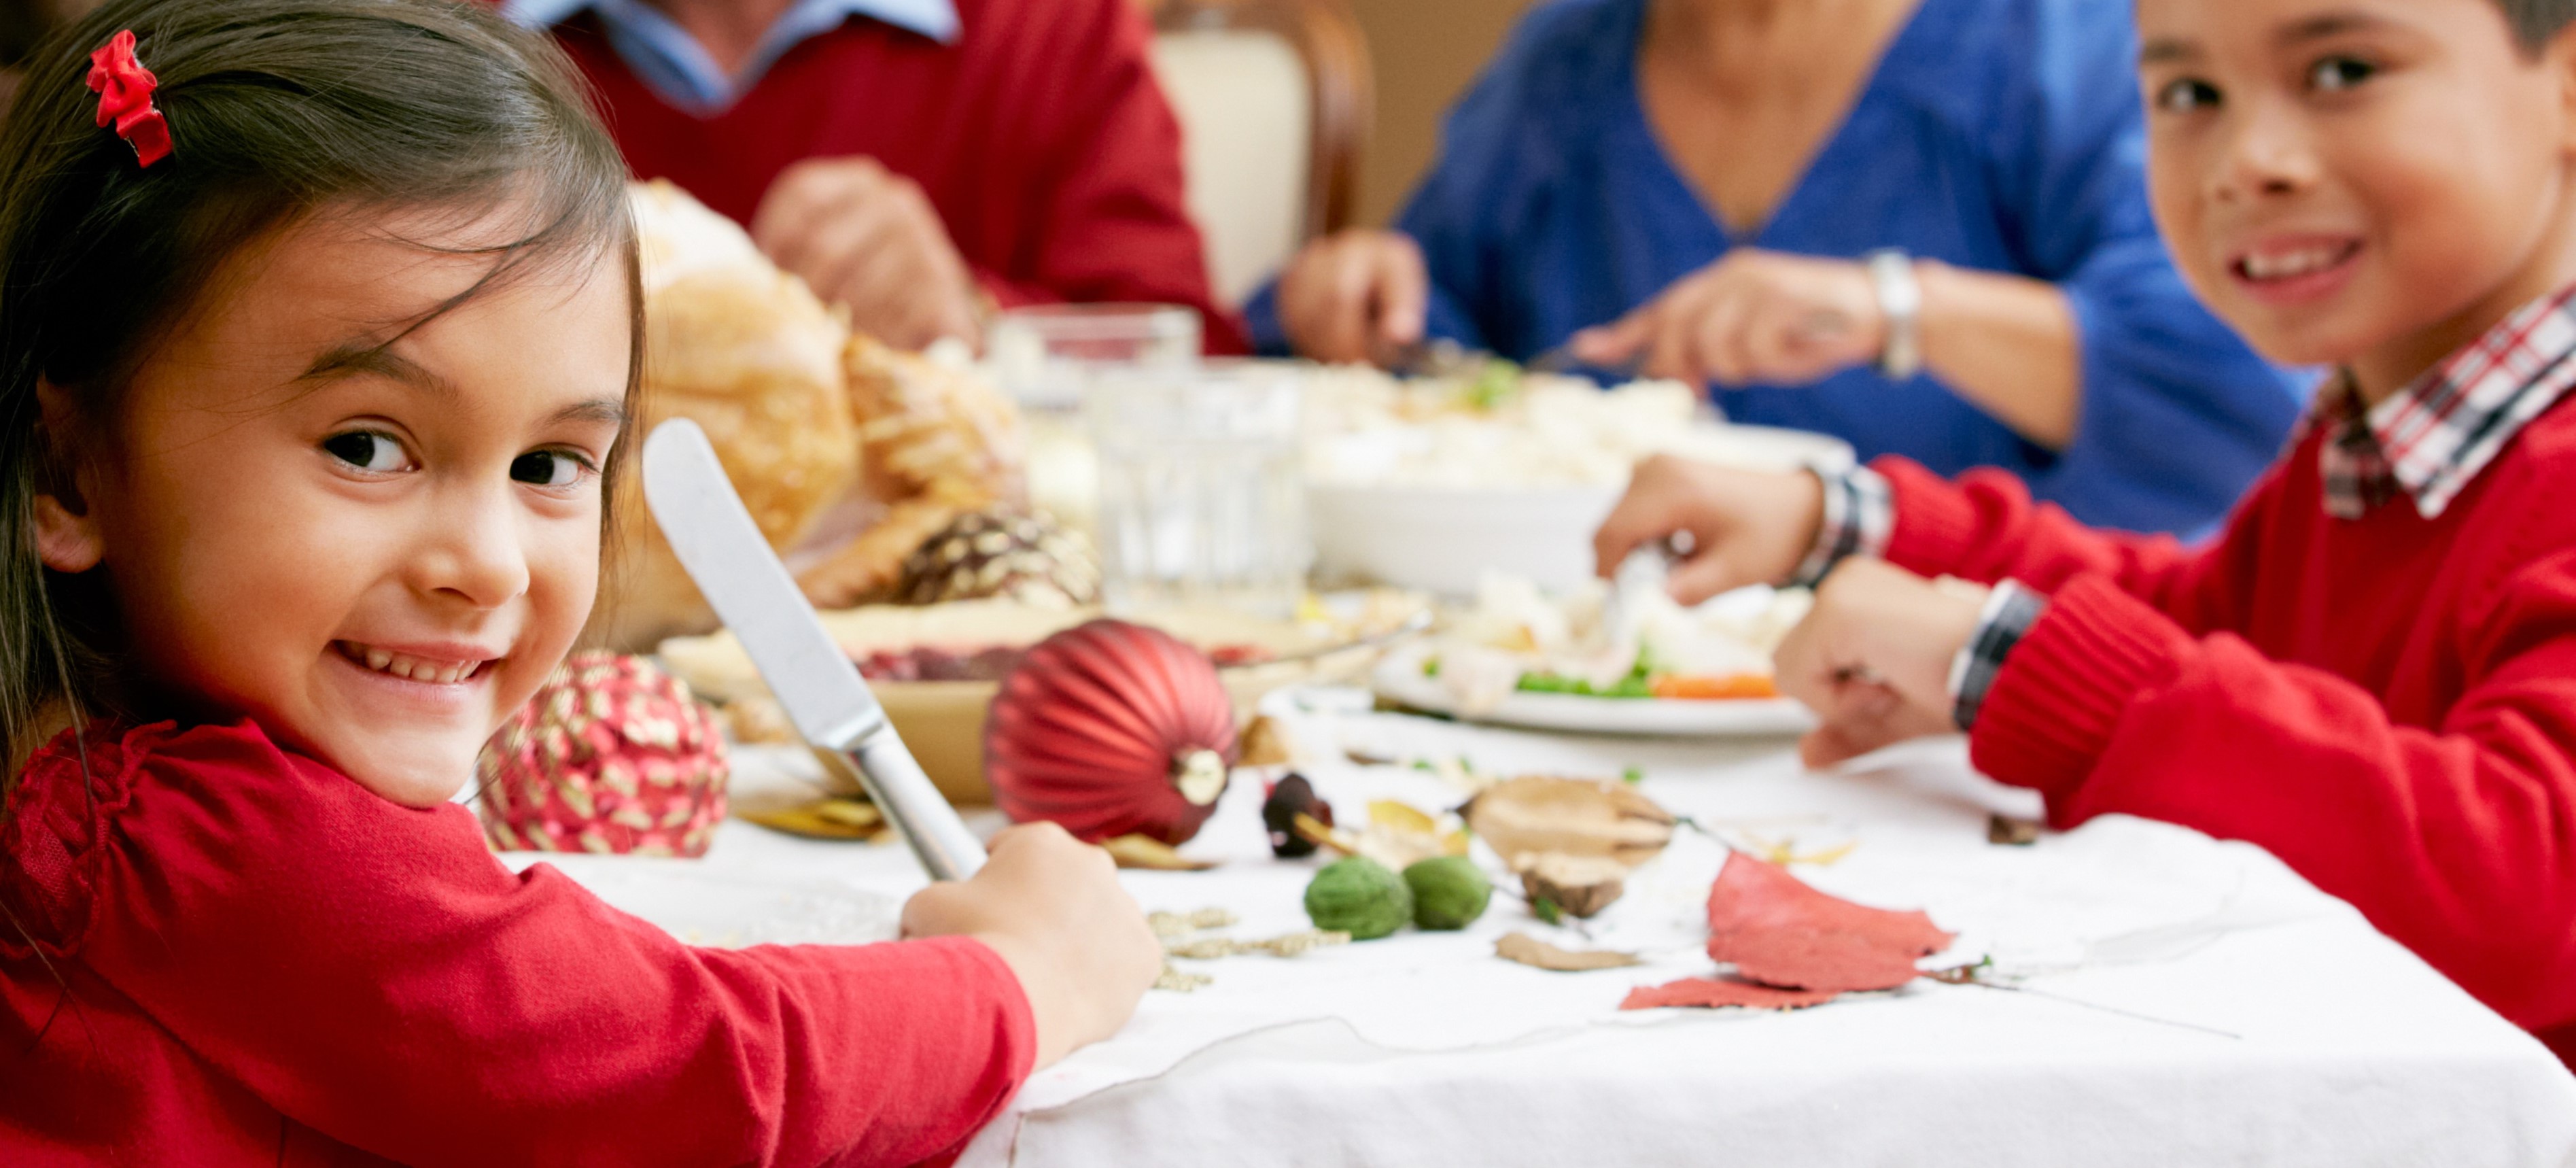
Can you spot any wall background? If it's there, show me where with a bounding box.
[1344,0,1539,226]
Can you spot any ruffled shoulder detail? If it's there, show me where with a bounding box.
[2,721,222,959]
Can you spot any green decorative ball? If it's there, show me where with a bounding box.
[1403,856,1493,930]
[1304,857,1412,940]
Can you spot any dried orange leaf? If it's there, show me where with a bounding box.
[1368,799,1438,834]
[1102,834,1218,871]
[1495,931,1640,972]
[738,797,886,840]
[1238,715,1295,768]
[1620,977,1839,1012]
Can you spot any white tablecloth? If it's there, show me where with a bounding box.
[512,689,2576,1167]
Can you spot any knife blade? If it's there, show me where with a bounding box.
[641,418,986,880]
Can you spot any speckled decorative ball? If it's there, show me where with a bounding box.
[478,653,729,857]
[897,509,1100,608]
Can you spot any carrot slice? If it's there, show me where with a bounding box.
[1649,673,1779,700]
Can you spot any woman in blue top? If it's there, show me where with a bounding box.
[1248,0,2302,534]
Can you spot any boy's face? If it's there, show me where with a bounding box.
[46,209,631,806]
[2139,0,2576,378]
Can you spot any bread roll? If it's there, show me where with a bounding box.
[591,182,859,649]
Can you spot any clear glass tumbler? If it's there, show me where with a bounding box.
[1087,362,1311,618]
[986,304,1203,539]
[986,303,1202,409]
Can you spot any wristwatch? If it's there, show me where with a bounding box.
[1866,248,1923,380]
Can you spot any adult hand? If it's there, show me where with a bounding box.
[901,822,1161,1069]
[1274,228,1429,365]
[751,156,982,350]
[1770,559,1984,768]
[1567,249,1884,386]
[1592,453,1826,603]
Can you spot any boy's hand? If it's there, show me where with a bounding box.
[1593,454,1825,603]
[1772,560,1984,768]
[901,822,1161,1069]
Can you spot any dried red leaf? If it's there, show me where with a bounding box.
[1620,977,1840,1012]
[1722,931,1926,993]
[1705,853,1953,993]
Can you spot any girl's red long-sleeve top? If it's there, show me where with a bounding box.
[0,719,1034,1166]
[1871,402,2576,1063]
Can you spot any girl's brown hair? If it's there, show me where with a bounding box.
[0,0,639,773]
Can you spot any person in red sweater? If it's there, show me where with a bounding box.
[1595,0,2576,1065]
[0,2,1159,1163]
[499,0,1247,353]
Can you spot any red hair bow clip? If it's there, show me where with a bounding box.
[86,30,171,169]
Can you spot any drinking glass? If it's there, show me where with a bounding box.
[986,304,1202,537]
[1087,362,1310,617]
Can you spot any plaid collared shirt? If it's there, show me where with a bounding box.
[2318,284,2576,521]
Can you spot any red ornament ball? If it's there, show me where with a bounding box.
[984,619,1237,844]
[478,653,730,857]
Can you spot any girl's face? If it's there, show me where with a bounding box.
[42,208,631,806]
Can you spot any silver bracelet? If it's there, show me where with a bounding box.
[1866,248,1923,380]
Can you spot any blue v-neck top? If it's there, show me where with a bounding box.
[1248,0,2302,535]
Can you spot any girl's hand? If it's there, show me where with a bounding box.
[1592,454,1825,604]
[1771,559,1985,768]
[901,822,1161,1069]
[1276,229,1430,364]
[1567,249,1883,386]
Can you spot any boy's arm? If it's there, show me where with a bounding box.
[1968,568,2576,1034]
[1800,456,2273,636]
[88,726,1032,1168]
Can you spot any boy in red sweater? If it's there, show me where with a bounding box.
[1597,0,2576,1063]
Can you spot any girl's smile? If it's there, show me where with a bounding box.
[37,205,632,806]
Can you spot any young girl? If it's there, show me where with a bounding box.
[0,2,1160,1162]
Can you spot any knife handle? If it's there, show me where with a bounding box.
[845,731,988,881]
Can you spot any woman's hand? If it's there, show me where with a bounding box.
[1568,249,1883,385]
[901,822,1161,1069]
[1771,559,1985,768]
[752,156,983,351]
[1275,229,1429,364]
[1593,453,1826,603]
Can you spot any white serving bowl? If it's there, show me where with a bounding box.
[1306,423,1853,596]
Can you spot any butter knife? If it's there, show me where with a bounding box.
[641,419,987,880]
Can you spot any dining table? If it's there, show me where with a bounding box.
[508,686,2576,1167]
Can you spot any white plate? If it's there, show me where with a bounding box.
[1369,643,1815,738]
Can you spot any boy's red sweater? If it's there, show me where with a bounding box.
[538,0,1249,351]
[1875,401,2576,1063]
[0,720,1033,1165]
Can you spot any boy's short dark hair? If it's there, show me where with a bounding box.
[2504,0,2576,50]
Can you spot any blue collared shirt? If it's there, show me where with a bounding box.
[504,0,959,115]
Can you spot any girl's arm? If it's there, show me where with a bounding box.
[1968,568,2576,1035]
[87,725,1032,1168]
